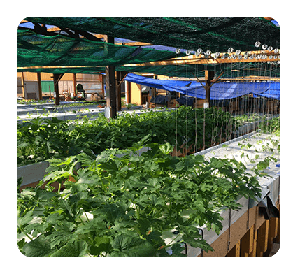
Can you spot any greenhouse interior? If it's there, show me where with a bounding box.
[17,17,280,257]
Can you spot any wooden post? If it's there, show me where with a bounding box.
[226,240,241,257]
[266,217,278,255]
[53,74,59,106]
[73,73,76,98]
[21,72,25,98]
[105,65,116,118]
[37,73,42,100]
[126,80,131,104]
[100,74,105,99]
[53,73,61,106]
[104,36,117,118]
[116,71,122,111]
[205,71,215,108]
[240,225,255,257]
[202,70,215,150]
[256,220,270,257]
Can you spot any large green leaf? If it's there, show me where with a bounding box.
[110,235,156,257]
[90,236,112,256]
[50,240,87,257]
[22,236,52,257]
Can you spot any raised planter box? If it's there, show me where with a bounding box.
[17,147,151,189]
[162,131,280,256]
[17,130,280,256]
[186,131,280,257]
[17,161,49,188]
[17,110,105,123]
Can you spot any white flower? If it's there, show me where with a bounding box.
[129,203,136,209]
[82,212,94,220]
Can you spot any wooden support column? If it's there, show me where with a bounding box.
[116,71,122,111]
[256,219,270,257]
[53,74,60,106]
[126,80,131,104]
[104,36,117,118]
[227,240,241,257]
[72,73,76,97]
[100,74,105,99]
[205,71,215,108]
[106,65,117,118]
[21,72,25,98]
[52,73,64,106]
[37,72,42,100]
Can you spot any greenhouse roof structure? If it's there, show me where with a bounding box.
[17,29,185,68]
[18,17,280,78]
[23,17,279,52]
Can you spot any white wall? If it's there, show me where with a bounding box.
[24,81,38,99]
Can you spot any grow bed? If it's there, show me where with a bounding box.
[17,108,279,187]
[17,143,262,257]
[17,104,166,123]
[17,129,279,257]
[17,107,235,166]
[17,104,105,122]
[185,131,280,256]
[17,102,102,114]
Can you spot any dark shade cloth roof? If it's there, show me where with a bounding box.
[17,29,185,68]
[18,17,280,80]
[24,17,280,52]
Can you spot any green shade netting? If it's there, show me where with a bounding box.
[121,62,280,79]
[17,29,185,67]
[24,17,280,52]
[17,62,280,79]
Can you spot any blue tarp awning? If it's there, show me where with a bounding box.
[124,73,280,100]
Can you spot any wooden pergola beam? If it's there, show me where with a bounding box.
[264,17,274,21]
[17,65,102,70]
[133,56,279,66]
[124,51,280,67]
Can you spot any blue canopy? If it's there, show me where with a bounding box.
[124,73,280,100]
[253,82,280,100]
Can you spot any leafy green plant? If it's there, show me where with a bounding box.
[17,117,73,165]
[17,144,261,257]
[258,117,280,136]
[17,107,236,166]
[251,156,278,177]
